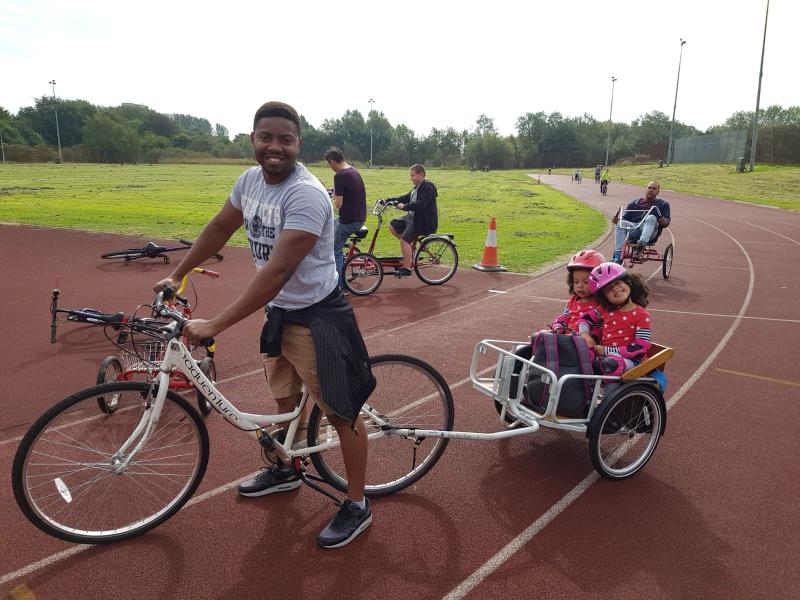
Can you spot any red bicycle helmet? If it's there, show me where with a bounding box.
[567,249,606,271]
[589,262,627,295]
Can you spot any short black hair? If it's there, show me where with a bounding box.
[595,272,650,310]
[253,101,301,133]
[324,146,345,163]
[410,163,426,176]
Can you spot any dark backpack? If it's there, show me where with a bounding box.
[520,332,595,417]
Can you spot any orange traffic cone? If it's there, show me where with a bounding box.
[473,216,507,272]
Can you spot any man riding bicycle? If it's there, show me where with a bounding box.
[386,164,439,278]
[611,181,671,263]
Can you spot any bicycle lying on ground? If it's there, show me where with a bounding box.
[49,268,220,415]
[343,199,458,295]
[101,239,223,264]
[15,287,455,543]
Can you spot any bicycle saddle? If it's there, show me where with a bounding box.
[143,241,167,258]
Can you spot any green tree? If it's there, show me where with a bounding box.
[367,111,393,164]
[16,97,96,147]
[214,123,229,139]
[170,113,213,135]
[475,114,497,136]
[83,112,141,163]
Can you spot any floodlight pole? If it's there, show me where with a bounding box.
[604,76,617,167]
[667,39,687,166]
[49,80,63,164]
[1,130,5,164]
[368,98,375,167]
[749,0,770,173]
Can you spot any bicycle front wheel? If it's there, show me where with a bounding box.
[12,382,209,544]
[414,237,458,285]
[344,252,383,295]
[307,354,454,497]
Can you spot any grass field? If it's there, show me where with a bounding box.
[0,163,607,273]
[548,163,800,210]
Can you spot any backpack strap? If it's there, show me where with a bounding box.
[571,334,595,398]
[538,331,559,377]
[531,331,557,374]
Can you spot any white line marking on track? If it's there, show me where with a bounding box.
[675,262,750,270]
[441,216,755,600]
[715,215,800,246]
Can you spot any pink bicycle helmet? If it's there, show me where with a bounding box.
[589,262,627,295]
[567,249,606,271]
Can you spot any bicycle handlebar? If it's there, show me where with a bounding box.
[152,288,214,348]
[616,205,663,229]
[175,267,221,296]
[373,198,398,216]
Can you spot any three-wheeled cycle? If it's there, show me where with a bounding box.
[343,199,458,295]
[617,205,675,279]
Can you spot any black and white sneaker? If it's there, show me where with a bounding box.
[317,499,372,548]
[395,267,412,278]
[238,466,302,497]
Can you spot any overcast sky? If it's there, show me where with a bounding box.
[2,0,795,138]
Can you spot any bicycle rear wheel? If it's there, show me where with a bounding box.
[414,237,458,285]
[344,252,383,295]
[307,354,454,497]
[12,382,209,544]
[100,249,144,260]
[662,244,674,279]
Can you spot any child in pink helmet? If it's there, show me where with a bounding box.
[577,262,652,376]
[542,249,605,339]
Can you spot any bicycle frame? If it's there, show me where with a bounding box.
[470,339,617,433]
[616,205,662,234]
[345,199,396,258]
[137,333,535,462]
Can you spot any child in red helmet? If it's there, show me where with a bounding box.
[543,249,605,339]
[577,262,652,376]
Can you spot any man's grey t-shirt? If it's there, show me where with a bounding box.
[229,163,338,310]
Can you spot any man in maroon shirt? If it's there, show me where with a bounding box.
[325,147,367,288]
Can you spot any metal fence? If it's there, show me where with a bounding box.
[672,130,748,164]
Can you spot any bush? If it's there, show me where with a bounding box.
[2,144,55,162]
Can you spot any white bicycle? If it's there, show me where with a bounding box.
[12,289,456,544]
